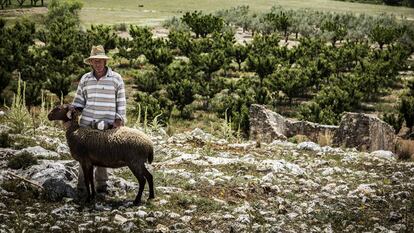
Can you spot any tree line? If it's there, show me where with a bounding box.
[1,0,413,136]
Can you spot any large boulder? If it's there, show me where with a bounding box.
[333,113,397,152]
[287,120,338,143]
[249,105,287,142]
[249,104,337,143]
[22,160,78,200]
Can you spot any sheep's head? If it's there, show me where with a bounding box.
[48,104,78,122]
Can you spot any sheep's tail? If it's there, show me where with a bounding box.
[148,148,154,164]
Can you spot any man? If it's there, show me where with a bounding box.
[72,45,127,193]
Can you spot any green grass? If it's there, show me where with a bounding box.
[80,0,414,26]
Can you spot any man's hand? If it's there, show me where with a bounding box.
[113,119,124,128]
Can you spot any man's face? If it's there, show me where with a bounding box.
[90,59,106,73]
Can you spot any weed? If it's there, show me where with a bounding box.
[221,108,234,142]
[7,151,38,169]
[318,130,334,147]
[288,134,309,144]
[1,179,40,201]
[5,76,33,134]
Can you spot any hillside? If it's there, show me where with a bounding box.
[0,123,413,232]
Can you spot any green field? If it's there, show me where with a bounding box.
[80,0,414,26]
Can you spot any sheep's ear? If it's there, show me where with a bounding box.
[66,110,73,119]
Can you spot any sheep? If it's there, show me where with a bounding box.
[47,104,154,205]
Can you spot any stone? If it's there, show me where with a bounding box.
[23,160,77,201]
[333,113,397,152]
[249,104,338,143]
[49,225,62,232]
[114,214,128,225]
[121,222,137,233]
[297,142,322,152]
[249,104,288,142]
[155,224,169,233]
[370,150,396,160]
[16,146,60,159]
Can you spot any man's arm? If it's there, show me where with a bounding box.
[114,78,127,127]
[72,79,86,110]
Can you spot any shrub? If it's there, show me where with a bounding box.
[7,151,38,169]
[113,23,128,32]
[382,113,403,134]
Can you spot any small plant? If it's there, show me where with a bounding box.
[5,77,33,134]
[288,134,309,144]
[220,108,234,142]
[150,113,163,132]
[7,151,38,169]
[132,103,142,128]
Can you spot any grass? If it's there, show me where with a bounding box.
[79,0,414,26]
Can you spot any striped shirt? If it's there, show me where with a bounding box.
[72,67,127,127]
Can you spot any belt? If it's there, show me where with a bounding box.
[91,121,114,130]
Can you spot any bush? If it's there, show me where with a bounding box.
[382,113,403,134]
[113,23,128,32]
[7,152,38,169]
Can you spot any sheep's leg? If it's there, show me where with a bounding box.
[82,163,95,202]
[81,163,91,201]
[129,165,146,206]
[143,166,154,199]
[88,166,96,200]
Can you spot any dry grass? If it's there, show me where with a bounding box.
[396,139,414,160]
[80,0,414,26]
[318,130,334,147]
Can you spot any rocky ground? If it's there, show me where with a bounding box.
[0,125,414,233]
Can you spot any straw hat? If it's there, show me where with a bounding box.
[84,45,110,64]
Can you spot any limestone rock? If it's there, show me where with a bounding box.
[16,146,60,159]
[249,104,288,142]
[333,113,397,152]
[249,104,337,143]
[23,160,77,200]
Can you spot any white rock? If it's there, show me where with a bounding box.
[180,215,192,223]
[321,146,344,154]
[155,224,169,233]
[370,150,396,160]
[136,210,147,218]
[348,184,376,197]
[168,212,180,219]
[159,199,168,205]
[223,214,235,219]
[297,142,322,152]
[156,186,182,194]
[114,214,128,225]
[236,214,251,224]
[320,167,343,176]
[258,159,305,176]
[17,146,60,159]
